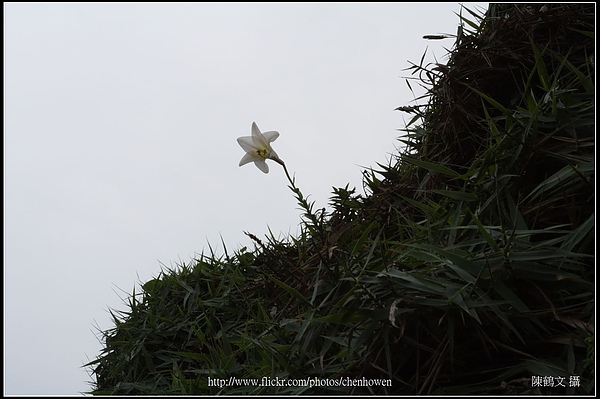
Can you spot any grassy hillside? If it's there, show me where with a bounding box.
[85,4,595,395]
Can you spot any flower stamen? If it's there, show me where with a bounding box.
[257,149,268,159]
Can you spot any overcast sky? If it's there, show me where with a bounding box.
[4,2,488,395]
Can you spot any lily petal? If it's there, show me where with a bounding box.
[251,122,267,147]
[254,160,269,173]
[251,122,262,137]
[262,131,279,142]
[239,152,258,166]
[237,136,257,153]
[269,148,280,161]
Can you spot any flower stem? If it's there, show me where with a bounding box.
[279,160,295,188]
[274,157,322,233]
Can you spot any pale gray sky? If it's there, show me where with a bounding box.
[4,2,488,395]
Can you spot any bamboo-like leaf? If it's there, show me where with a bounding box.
[402,156,462,178]
[266,274,313,308]
[428,189,478,202]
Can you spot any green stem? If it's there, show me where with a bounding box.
[273,157,295,188]
[273,157,321,232]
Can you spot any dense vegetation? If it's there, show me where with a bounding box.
[85,4,595,395]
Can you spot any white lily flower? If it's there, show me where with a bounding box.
[237,122,283,173]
